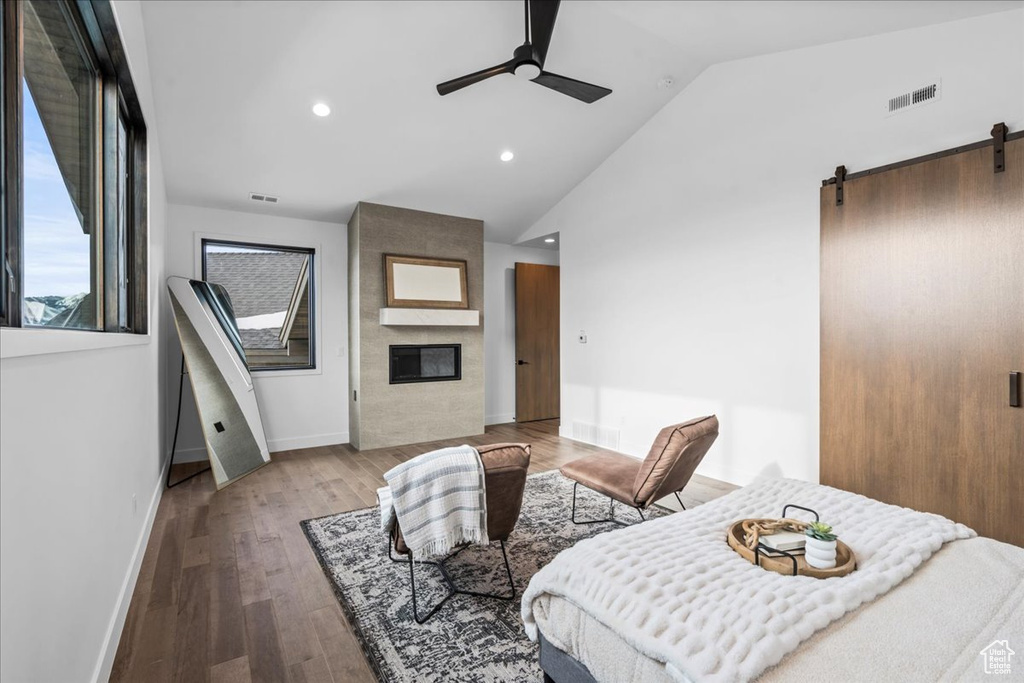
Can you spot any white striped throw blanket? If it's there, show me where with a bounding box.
[377,445,488,558]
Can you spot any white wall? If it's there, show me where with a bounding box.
[518,10,1024,485]
[165,216,550,446]
[483,242,559,424]
[165,204,349,456]
[0,2,169,681]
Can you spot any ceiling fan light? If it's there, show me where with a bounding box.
[514,62,542,80]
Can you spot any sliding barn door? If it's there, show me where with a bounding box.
[821,138,1024,547]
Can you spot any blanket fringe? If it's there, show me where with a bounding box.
[416,527,489,560]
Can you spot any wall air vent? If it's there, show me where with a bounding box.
[571,421,621,450]
[248,192,280,204]
[886,81,941,116]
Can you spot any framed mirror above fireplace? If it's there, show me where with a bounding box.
[384,254,468,309]
[390,344,462,384]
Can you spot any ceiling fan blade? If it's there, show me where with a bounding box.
[437,61,515,96]
[532,71,611,103]
[529,0,560,66]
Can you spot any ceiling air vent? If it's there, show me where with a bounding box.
[248,192,280,204]
[886,81,941,116]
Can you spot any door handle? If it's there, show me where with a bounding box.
[1011,372,1021,408]
[517,360,529,365]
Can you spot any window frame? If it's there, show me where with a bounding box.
[200,237,318,373]
[0,0,148,333]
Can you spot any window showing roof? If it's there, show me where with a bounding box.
[205,251,307,319]
[202,243,314,369]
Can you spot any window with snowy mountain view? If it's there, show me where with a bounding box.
[8,0,147,332]
[201,240,315,370]
[21,0,101,329]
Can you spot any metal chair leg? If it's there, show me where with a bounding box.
[387,526,404,563]
[570,482,643,526]
[499,541,515,598]
[401,538,516,624]
[439,540,516,601]
[408,549,455,624]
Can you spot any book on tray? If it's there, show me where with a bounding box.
[760,531,807,552]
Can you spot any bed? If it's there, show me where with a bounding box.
[523,478,1024,683]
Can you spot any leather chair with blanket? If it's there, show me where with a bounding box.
[388,442,531,623]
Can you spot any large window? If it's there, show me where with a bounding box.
[1,0,147,331]
[201,240,316,371]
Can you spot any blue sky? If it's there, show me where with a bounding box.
[22,81,92,298]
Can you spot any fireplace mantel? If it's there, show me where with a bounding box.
[379,307,480,326]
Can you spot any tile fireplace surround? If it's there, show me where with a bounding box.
[348,202,485,450]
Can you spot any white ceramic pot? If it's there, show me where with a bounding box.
[805,537,837,569]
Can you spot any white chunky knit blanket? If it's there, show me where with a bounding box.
[377,445,488,558]
[522,478,974,682]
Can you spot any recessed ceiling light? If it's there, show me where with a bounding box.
[544,238,556,243]
[312,102,331,117]
[500,150,515,162]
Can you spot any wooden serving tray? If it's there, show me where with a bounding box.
[727,519,856,579]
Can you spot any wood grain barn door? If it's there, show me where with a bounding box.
[515,263,560,422]
[821,137,1024,546]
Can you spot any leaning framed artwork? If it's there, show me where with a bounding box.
[384,254,469,309]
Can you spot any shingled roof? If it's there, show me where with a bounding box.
[205,251,307,319]
[205,251,309,349]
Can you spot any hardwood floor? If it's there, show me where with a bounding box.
[111,420,737,682]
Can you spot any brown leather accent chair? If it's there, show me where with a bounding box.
[388,443,531,623]
[560,416,719,524]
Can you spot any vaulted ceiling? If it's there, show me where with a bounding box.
[141,0,1020,242]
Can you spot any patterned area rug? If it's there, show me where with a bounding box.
[301,470,670,682]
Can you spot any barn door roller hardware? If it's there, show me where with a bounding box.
[820,166,847,206]
[992,122,1006,173]
[822,123,1020,197]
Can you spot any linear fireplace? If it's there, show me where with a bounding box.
[389,344,462,384]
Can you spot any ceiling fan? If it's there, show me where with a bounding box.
[436,0,612,104]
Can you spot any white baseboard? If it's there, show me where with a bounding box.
[485,413,515,426]
[91,456,168,683]
[170,432,351,464]
[269,431,349,452]
[558,426,636,457]
[169,445,208,463]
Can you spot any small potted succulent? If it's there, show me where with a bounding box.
[804,521,838,569]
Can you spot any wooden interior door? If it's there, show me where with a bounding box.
[821,137,1024,546]
[515,263,560,422]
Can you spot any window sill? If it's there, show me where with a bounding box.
[252,366,322,379]
[0,327,151,359]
